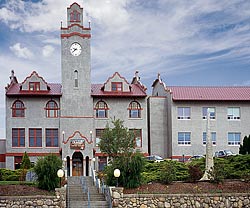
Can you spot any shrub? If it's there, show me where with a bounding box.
[0,168,21,181]
[104,152,145,188]
[188,164,203,182]
[159,161,176,184]
[208,162,226,184]
[33,154,62,191]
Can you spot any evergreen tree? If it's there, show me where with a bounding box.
[239,135,250,154]
[21,151,31,169]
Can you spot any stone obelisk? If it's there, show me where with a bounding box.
[200,108,214,180]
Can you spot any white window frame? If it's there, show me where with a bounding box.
[202,107,216,119]
[203,132,216,145]
[227,107,240,120]
[228,132,241,146]
[177,107,191,120]
[178,132,191,145]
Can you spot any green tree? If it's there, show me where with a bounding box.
[99,119,135,157]
[33,154,62,191]
[19,152,31,181]
[239,135,250,154]
[99,119,145,188]
[21,151,31,169]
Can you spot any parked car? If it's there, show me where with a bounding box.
[145,155,164,162]
[188,155,205,161]
[214,150,236,158]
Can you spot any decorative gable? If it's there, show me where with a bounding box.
[21,71,50,92]
[103,72,130,92]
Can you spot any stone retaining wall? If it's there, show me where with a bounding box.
[112,188,250,208]
[0,187,66,208]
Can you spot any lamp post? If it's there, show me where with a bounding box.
[57,169,64,187]
[92,157,96,171]
[114,169,120,187]
[62,131,65,143]
[63,157,67,179]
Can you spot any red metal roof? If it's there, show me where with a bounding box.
[6,83,62,96]
[91,84,147,97]
[167,86,250,101]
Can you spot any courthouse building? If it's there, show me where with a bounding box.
[5,3,148,175]
[4,2,250,173]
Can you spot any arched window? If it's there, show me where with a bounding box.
[12,100,25,117]
[128,101,141,118]
[74,70,78,88]
[95,101,108,118]
[45,100,59,118]
[70,10,80,22]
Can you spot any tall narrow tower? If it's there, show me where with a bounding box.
[61,2,92,116]
[60,3,94,177]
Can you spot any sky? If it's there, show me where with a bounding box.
[0,0,250,138]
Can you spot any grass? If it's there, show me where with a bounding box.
[0,181,36,185]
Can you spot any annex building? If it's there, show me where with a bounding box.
[3,3,250,174]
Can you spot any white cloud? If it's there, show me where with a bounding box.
[0,0,250,137]
[43,38,61,45]
[9,43,33,59]
[42,45,55,57]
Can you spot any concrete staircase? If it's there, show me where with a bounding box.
[67,176,110,208]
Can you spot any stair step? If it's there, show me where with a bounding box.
[67,176,110,208]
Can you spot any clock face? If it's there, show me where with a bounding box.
[70,42,82,56]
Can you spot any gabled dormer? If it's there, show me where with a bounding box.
[103,72,131,92]
[21,71,50,92]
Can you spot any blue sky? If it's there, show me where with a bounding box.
[0,0,250,138]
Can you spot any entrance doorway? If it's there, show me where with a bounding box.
[72,152,83,176]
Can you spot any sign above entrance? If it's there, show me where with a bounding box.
[70,138,85,150]
[63,130,93,146]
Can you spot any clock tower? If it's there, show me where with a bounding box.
[60,3,93,176]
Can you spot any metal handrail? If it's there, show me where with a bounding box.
[101,179,112,208]
[66,182,70,208]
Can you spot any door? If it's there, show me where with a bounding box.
[72,152,83,176]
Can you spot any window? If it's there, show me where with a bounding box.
[130,129,142,148]
[74,70,78,88]
[29,82,40,91]
[177,107,191,119]
[12,100,25,117]
[95,129,104,147]
[70,10,80,22]
[98,156,107,171]
[203,132,216,145]
[12,128,25,147]
[228,133,241,145]
[202,107,216,119]
[29,128,42,147]
[111,82,122,92]
[128,101,141,118]
[178,132,191,145]
[14,156,23,170]
[46,129,58,147]
[45,100,59,118]
[95,101,108,118]
[227,107,240,120]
